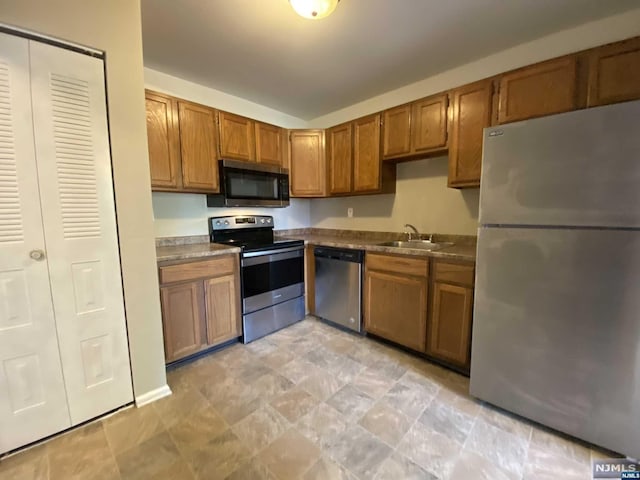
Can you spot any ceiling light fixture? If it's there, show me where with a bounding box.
[289,0,340,20]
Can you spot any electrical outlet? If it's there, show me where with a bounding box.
[347,207,353,218]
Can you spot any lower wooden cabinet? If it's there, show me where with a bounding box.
[305,245,316,315]
[204,274,240,346]
[363,253,475,372]
[158,254,241,363]
[426,260,475,371]
[364,253,428,353]
[160,281,206,363]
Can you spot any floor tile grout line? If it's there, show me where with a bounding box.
[388,387,437,471]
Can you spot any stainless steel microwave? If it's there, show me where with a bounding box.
[206,159,290,208]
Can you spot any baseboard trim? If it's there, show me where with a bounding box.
[135,384,172,407]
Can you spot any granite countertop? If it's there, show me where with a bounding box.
[156,242,240,263]
[280,233,477,262]
[155,229,477,263]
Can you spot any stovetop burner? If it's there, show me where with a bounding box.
[208,215,303,254]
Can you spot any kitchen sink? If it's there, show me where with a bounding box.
[375,240,454,251]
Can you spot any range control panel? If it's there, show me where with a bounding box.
[209,215,273,231]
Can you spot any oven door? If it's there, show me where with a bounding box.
[241,246,304,314]
[221,160,289,207]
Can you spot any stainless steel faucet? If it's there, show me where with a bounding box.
[404,223,419,241]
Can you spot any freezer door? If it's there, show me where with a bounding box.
[471,227,640,459]
[480,100,640,228]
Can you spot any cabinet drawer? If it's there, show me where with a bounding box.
[433,261,474,287]
[159,255,236,284]
[366,253,428,277]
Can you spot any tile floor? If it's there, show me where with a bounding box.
[0,317,614,480]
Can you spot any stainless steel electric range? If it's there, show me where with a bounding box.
[209,215,305,343]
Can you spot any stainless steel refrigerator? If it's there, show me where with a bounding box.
[470,99,640,459]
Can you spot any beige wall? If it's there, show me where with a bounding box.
[1,1,168,400]
[310,8,640,127]
[153,194,311,237]
[310,157,479,235]
[308,8,640,235]
[145,68,308,129]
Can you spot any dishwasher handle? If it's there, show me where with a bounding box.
[314,247,364,263]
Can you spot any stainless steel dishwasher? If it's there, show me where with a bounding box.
[314,247,364,333]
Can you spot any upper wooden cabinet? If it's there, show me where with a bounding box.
[146,36,640,196]
[448,79,493,188]
[497,57,579,124]
[353,114,383,193]
[382,104,412,159]
[327,122,353,195]
[178,101,220,192]
[217,111,256,162]
[145,91,181,190]
[411,94,449,154]
[289,129,327,197]
[382,95,448,161]
[325,115,394,197]
[587,36,640,107]
[145,90,220,193]
[255,121,285,166]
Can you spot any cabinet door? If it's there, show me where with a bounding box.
[427,283,473,368]
[448,79,493,188]
[497,57,578,124]
[587,37,640,107]
[218,111,256,162]
[290,130,326,197]
[411,94,448,153]
[382,104,411,159]
[364,269,427,352]
[178,102,219,192]
[255,121,283,166]
[160,282,206,363]
[327,122,352,195]
[204,273,240,346]
[353,114,382,193]
[145,91,181,189]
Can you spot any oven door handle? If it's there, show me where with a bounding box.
[242,246,304,266]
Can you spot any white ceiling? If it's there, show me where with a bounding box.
[141,0,639,120]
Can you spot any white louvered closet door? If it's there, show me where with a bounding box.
[29,42,133,424]
[0,33,71,453]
